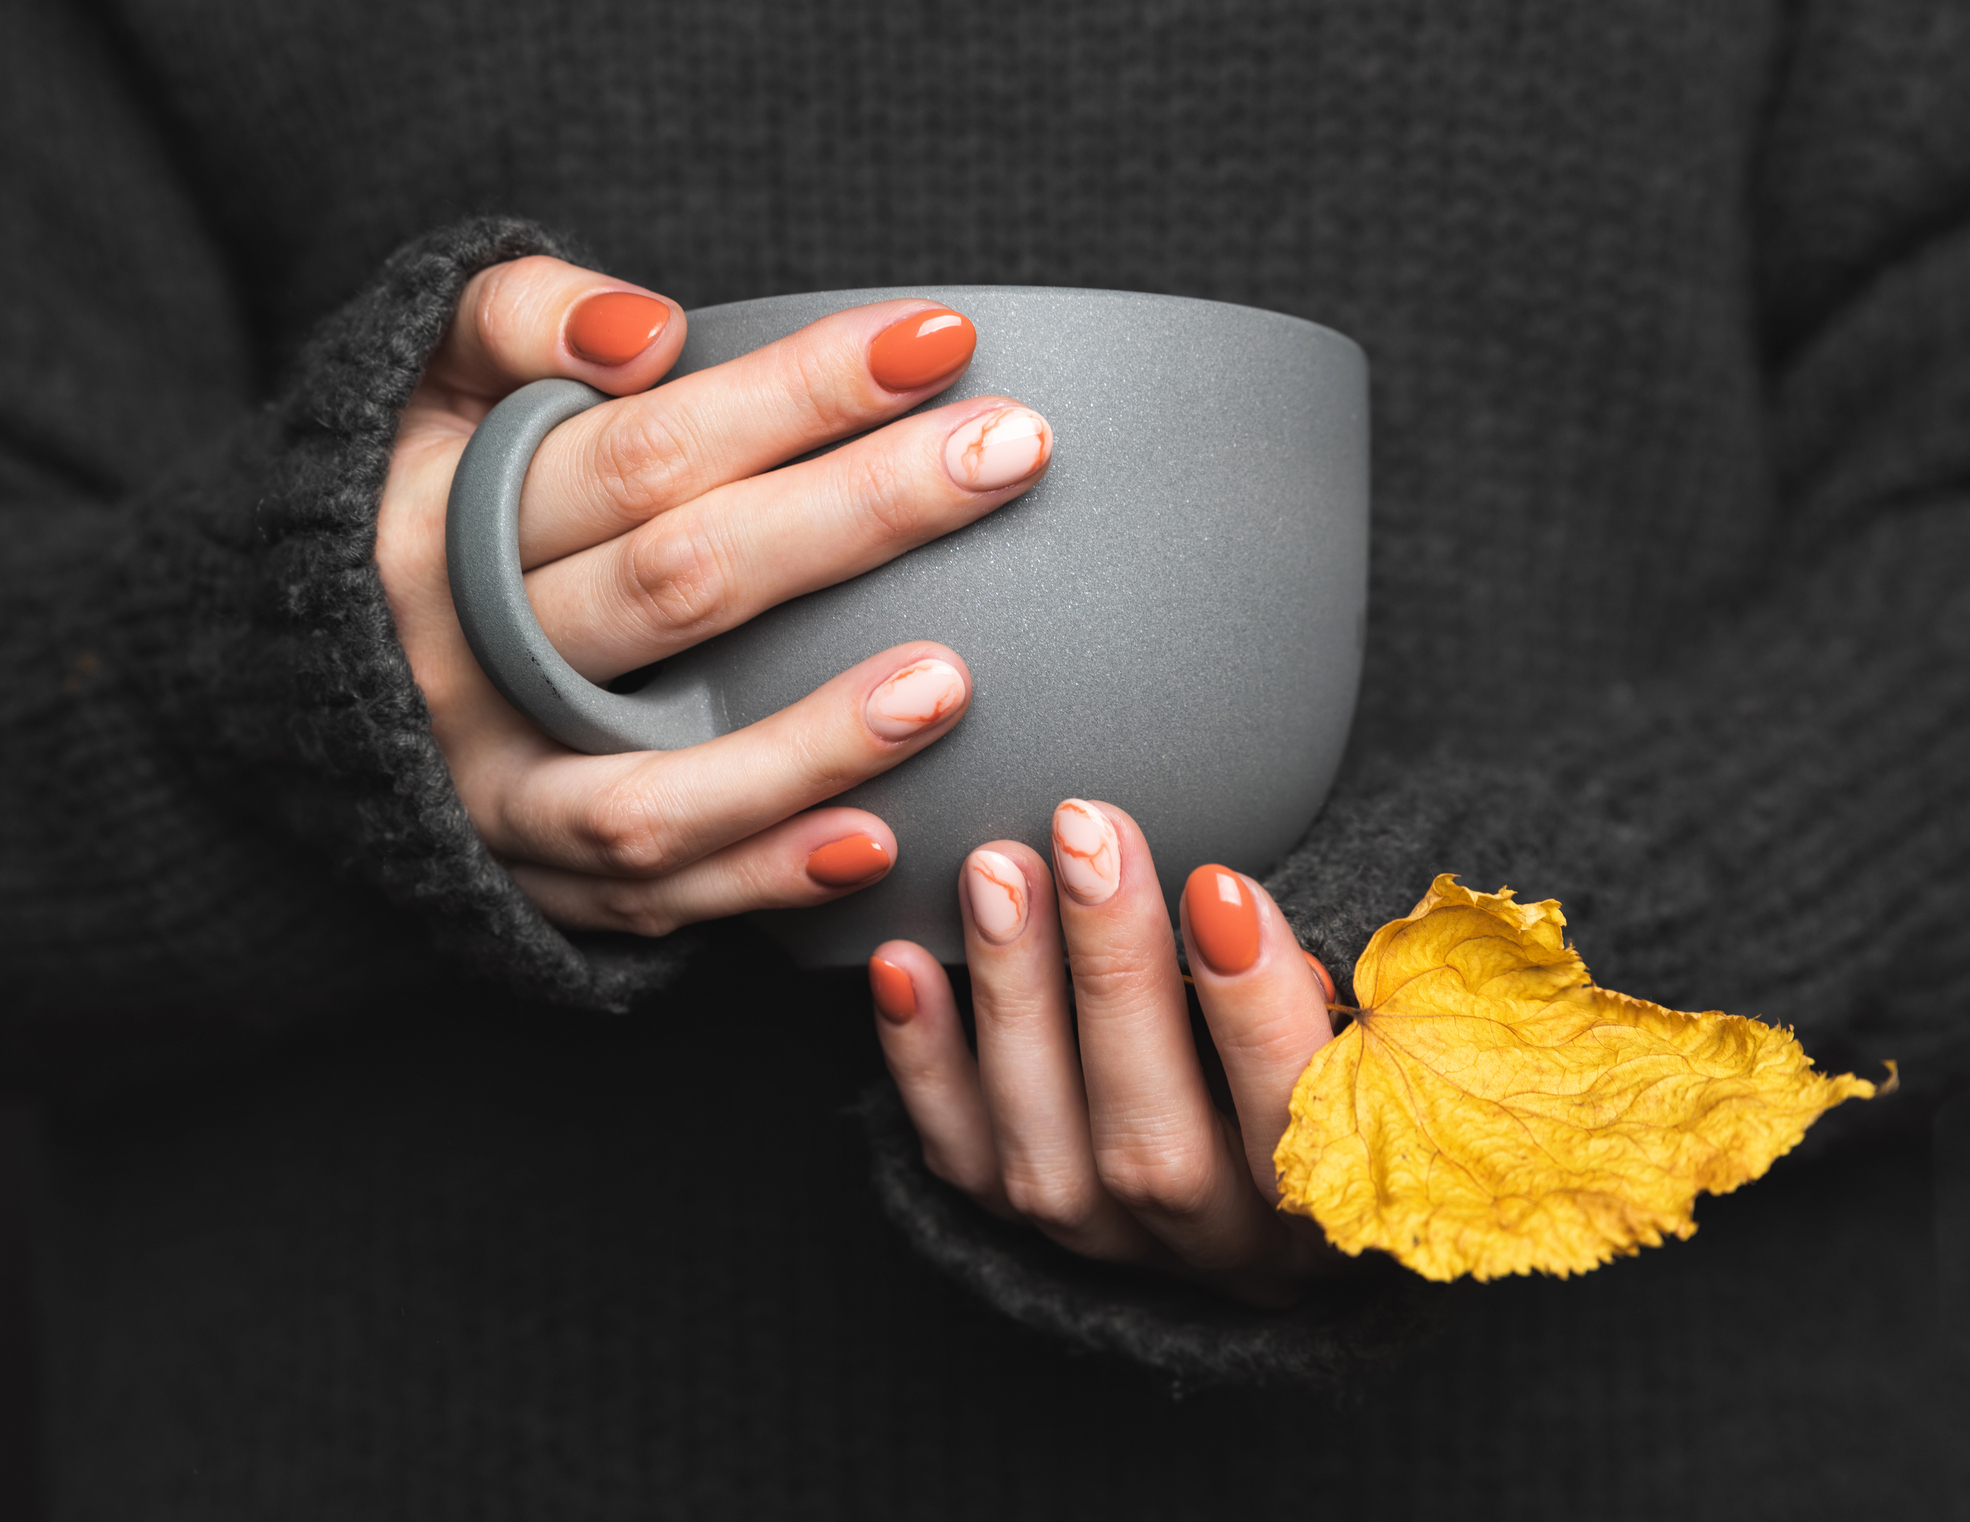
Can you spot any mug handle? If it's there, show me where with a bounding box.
[445,378,726,754]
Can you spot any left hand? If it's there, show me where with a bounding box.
[869,799,1342,1306]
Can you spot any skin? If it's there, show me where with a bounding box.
[377,256,1044,934]
[874,804,1342,1305]
[381,259,1334,1295]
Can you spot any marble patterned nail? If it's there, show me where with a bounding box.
[1052,799,1120,905]
[943,405,1051,491]
[965,849,1029,943]
[865,658,967,741]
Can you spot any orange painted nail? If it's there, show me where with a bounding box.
[868,955,917,1023]
[869,306,976,391]
[1185,864,1262,976]
[1302,949,1338,1005]
[806,835,891,887]
[567,291,670,365]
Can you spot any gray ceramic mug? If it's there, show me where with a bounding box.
[446,286,1368,966]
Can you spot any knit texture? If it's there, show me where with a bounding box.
[2,34,698,1041]
[857,1082,1440,1390]
[27,969,1969,1521]
[2,0,1967,1513]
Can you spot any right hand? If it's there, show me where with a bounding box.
[375,257,1053,936]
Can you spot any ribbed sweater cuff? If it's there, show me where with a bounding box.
[858,1082,1436,1389]
[120,216,696,1013]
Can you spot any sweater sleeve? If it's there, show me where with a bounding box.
[1270,2,1970,1116]
[860,0,1970,1384]
[0,6,688,1084]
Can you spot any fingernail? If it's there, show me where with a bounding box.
[944,405,1051,491]
[806,835,891,887]
[964,849,1029,944]
[1186,864,1262,976]
[869,955,916,1023]
[567,291,670,365]
[1052,800,1120,906]
[870,306,977,391]
[1302,949,1338,1005]
[865,658,967,741]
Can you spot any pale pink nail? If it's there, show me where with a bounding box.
[865,658,967,741]
[965,849,1029,944]
[1052,799,1120,905]
[943,406,1051,491]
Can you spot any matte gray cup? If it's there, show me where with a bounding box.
[447,286,1368,967]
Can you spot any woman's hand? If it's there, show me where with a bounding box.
[870,800,1342,1306]
[375,256,1051,935]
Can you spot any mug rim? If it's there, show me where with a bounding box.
[681,283,1365,366]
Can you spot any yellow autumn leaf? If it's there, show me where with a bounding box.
[1274,875,1887,1282]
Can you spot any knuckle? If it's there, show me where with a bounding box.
[601,883,683,939]
[469,255,557,353]
[781,715,866,799]
[1068,942,1170,1008]
[921,1143,998,1201]
[624,520,732,640]
[1218,1007,1312,1070]
[1003,1171,1105,1238]
[595,404,701,518]
[783,342,865,438]
[580,775,682,877]
[1097,1144,1218,1219]
[715,850,780,910]
[841,448,920,542]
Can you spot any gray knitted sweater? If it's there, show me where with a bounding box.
[2,0,1966,1515]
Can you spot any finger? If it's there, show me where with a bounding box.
[1049,800,1284,1278]
[464,643,971,876]
[525,395,1051,680]
[869,942,1013,1215]
[961,844,1165,1263]
[516,298,982,566]
[505,807,897,937]
[1181,866,1336,1196]
[425,254,687,403]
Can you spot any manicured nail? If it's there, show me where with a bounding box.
[964,849,1029,944]
[869,955,916,1023]
[567,291,670,365]
[865,658,967,741]
[870,306,977,391]
[1052,800,1120,906]
[1186,864,1262,976]
[944,406,1051,491]
[1302,949,1338,1005]
[806,835,891,887]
